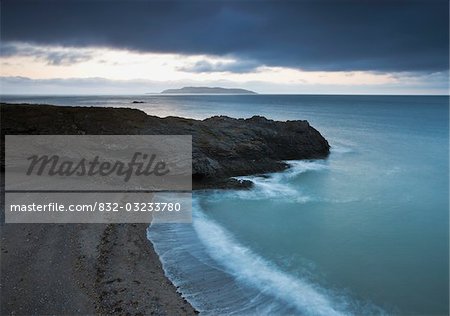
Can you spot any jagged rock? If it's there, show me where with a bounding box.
[0,103,330,189]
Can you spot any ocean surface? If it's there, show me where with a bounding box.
[2,94,449,315]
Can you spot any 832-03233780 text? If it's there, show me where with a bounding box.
[9,202,183,213]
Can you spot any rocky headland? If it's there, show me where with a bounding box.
[1,103,329,189]
[0,103,329,315]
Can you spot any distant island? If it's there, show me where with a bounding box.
[160,86,257,94]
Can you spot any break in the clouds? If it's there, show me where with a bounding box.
[2,71,448,95]
[1,0,448,72]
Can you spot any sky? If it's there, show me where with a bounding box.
[0,0,449,95]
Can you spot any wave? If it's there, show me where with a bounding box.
[192,202,348,316]
[216,160,329,202]
[149,200,384,315]
[206,160,358,204]
[148,160,385,315]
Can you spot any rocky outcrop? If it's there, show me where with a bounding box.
[0,103,329,189]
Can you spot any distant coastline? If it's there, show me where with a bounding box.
[160,86,257,95]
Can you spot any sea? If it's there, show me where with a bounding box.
[2,94,449,315]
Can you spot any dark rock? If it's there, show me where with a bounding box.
[132,101,145,104]
[0,103,330,189]
[193,178,253,190]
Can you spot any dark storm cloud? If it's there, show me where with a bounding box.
[1,0,448,72]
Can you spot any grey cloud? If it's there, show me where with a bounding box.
[43,51,93,66]
[0,42,93,65]
[178,59,260,73]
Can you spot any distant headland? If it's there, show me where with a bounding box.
[160,86,257,95]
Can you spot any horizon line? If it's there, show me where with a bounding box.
[1,93,449,97]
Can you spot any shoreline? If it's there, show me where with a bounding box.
[0,219,198,315]
[1,103,330,315]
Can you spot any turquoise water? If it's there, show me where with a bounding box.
[3,95,449,315]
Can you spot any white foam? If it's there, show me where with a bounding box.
[192,201,348,316]
[148,160,383,315]
[218,160,329,202]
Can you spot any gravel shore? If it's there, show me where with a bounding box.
[0,220,197,315]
